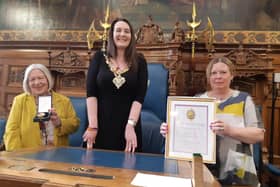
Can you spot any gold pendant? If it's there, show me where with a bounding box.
[112,75,126,89]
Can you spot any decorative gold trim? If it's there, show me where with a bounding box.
[0,30,88,42]
[213,31,280,44]
[0,30,280,44]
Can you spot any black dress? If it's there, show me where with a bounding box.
[86,51,148,151]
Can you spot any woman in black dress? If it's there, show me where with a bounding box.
[83,18,148,152]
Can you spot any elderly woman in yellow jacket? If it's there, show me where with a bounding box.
[4,64,80,151]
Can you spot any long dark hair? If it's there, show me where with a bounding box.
[107,18,138,70]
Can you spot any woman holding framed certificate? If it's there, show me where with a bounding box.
[160,56,265,187]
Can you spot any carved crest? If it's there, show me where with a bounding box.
[49,49,88,74]
[224,44,274,77]
[136,15,164,44]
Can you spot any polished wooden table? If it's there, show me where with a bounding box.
[0,147,220,187]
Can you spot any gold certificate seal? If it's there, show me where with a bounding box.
[186,109,195,120]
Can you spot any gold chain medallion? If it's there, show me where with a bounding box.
[112,74,126,89]
[104,54,129,89]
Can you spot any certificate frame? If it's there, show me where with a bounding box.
[165,96,216,164]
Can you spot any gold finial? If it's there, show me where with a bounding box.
[100,0,111,30]
[86,0,111,51]
[86,20,102,49]
[100,0,111,52]
[186,1,202,58]
[187,2,201,31]
[206,17,214,51]
[192,2,197,21]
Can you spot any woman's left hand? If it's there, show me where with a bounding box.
[49,108,61,128]
[210,120,229,135]
[125,125,137,152]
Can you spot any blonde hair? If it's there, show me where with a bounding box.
[22,64,53,95]
[206,56,235,80]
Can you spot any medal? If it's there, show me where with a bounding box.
[104,54,129,89]
[112,74,126,89]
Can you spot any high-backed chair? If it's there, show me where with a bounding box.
[253,142,263,183]
[253,105,264,181]
[69,97,88,147]
[141,63,168,154]
[253,105,280,186]
[0,118,6,150]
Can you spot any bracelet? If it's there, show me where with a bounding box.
[127,119,136,127]
[87,127,98,131]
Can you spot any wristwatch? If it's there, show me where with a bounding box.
[127,119,136,127]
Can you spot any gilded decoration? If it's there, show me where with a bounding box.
[0,30,87,42]
[0,30,280,45]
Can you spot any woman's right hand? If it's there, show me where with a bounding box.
[83,128,98,149]
[160,122,168,138]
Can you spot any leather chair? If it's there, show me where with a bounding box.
[0,118,6,150]
[69,97,88,147]
[253,105,280,186]
[141,63,168,154]
[253,142,263,183]
[253,105,263,182]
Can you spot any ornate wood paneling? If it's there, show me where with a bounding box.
[48,49,90,73]
[4,92,17,113]
[53,72,86,97]
[7,66,25,87]
[48,49,90,97]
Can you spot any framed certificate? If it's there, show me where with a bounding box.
[165,96,216,163]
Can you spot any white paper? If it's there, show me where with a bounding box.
[38,95,52,113]
[131,172,192,187]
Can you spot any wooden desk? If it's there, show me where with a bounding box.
[0,147,220,187]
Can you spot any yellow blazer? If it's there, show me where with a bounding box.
[4,91,80,151]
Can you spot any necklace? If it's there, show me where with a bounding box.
[104,54,129,89]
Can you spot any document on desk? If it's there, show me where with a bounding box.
[165,96,216,163]
[131,172,192,187]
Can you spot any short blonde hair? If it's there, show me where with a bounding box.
[206,56,235,80]
[22,64,53,95]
